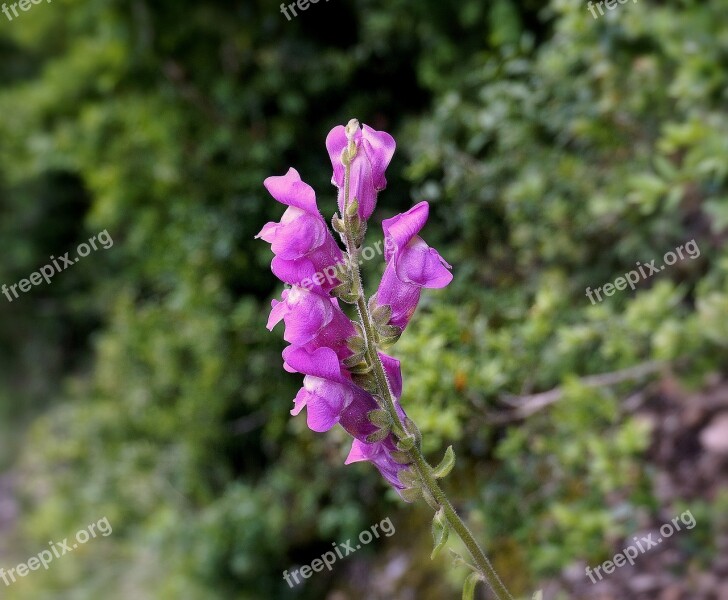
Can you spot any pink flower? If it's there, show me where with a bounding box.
[267,286,355,361]
[257,168,344,293]
[326,123,396,220]
[374,201,453,330]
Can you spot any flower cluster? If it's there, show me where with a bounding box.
[257,120,452,496]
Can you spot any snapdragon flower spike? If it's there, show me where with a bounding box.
[267,286,355,361]
[257,168,344,294]
[374,201,453,330]
[326,121,396,221]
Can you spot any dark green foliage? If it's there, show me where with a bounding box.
[0,0,726,597]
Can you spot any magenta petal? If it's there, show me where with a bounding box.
[267,297,288,331]
[280,288,333,346]
[270,255,317,287]
[291,377,352,432]
[269,210,326,260]
[375,262,422,330]
[379,352,403,399]
[282,346,347,383]
[344,438,369,464]
[255,221,280,243]
[306,394,343,432]
[263,168,318,213]
[382,202,429,260]
[361,125,396,190]
[291,387,309,416]
[326,125,348,187]
[395,239,453,288]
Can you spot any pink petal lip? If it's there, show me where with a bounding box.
[263,167,318,213]
[382,201,430,260]
[361,124,396,189]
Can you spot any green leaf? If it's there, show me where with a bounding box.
[462,572,483,600]
[430,507,450,559]
[432,445,456,479]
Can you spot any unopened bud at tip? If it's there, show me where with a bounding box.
[345,119,360,141]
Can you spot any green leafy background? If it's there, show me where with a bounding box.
[0,0,726,598]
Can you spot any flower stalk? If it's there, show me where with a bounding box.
[337,120,515,600]
[259,117,517,600]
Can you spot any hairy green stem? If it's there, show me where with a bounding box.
[338,137,515,600]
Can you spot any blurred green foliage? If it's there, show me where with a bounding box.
[0,0,726,597]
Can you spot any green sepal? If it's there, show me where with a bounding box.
[377,331,401,349]
[371,304,393,327]
[348,361,373,375]
[367,409,391,428]
[375,323,402,338]
[366,427,390,443]
[389,450,412,464]
[396,436,416,451]
[332,214,346,234]
[403,418,422,446]
[345,198,359,218]
[432,445,455,479]
[346,336,366,354]
[397,468,420,488]
[352,373,378,394]
[331,282,359,304]
[399,487,422,502]
[343,353,367,368]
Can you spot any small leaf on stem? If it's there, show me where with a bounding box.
[432,445,456,479]
[462,572,483,600]
[431,507,450,559]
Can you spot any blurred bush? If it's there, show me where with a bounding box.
[0,0,726,598]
